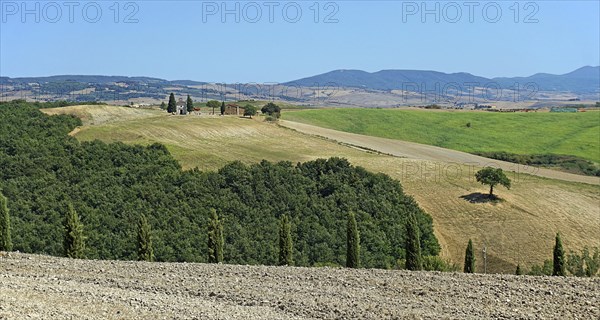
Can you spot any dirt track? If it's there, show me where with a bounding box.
[1,253,598,319]
[280,120,600,185]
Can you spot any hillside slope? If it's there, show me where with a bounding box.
[1,252,598,319]
[279,120,599,185]
[283,108,600,164]
[42,106,600,273]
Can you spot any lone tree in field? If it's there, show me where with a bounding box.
[64,204,85,259]
[464,239,475,273]
[207,209,224,263]
[475,167,511,198]
[137,214,154,262]
[243,104,257,118]
[261,102,281,118]
[553,232,566,276]
[346,212,360,268]
[206,100,220,115]
[167,93,177,114]
[0,192,13,251]
[186,95,194,113]
[220,101,226,115]
[160,101,167,110]
[278,214,293,266]
[405,213,422,271]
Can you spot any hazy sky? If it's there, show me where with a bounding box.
[1,1,599,82]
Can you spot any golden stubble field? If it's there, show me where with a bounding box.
[43,105,600,273]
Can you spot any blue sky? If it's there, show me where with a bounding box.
[1,0,599,82]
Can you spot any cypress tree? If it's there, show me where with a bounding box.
[64,204,85,259]
[167,93,176,113]
[207,209,224,263]
[553,232,566,276]
[464,239,475,273]
[0,192,13,251]
[220,101,226,115]
[405,213,422,271]
[137,214,154,262]
[346,211,360,268]
[186,95,194,113]
[278,214,293,266]
[515,264,522,275]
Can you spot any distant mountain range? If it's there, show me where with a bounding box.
[0,75,206,86]
[1,66,598,106]
[285,66,600,94]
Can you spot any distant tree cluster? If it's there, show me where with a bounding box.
[261,102,281,119]
[476,152,600,177]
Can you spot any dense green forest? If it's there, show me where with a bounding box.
[0,100,439,268]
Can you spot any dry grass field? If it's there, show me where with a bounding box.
[42,105,600,273]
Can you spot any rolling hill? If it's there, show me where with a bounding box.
[42,105,600,274]
[283,108,600,164]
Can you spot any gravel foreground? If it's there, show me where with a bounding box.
[1,253,598,319]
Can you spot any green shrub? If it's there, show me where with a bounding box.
[567,247,600,277]
[528,259,553,276]
[422,256,458,272]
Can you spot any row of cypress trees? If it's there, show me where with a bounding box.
[346,211,425,270]
[0,192,425,270]
[462,233,567,276]
[0,190,572,276]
